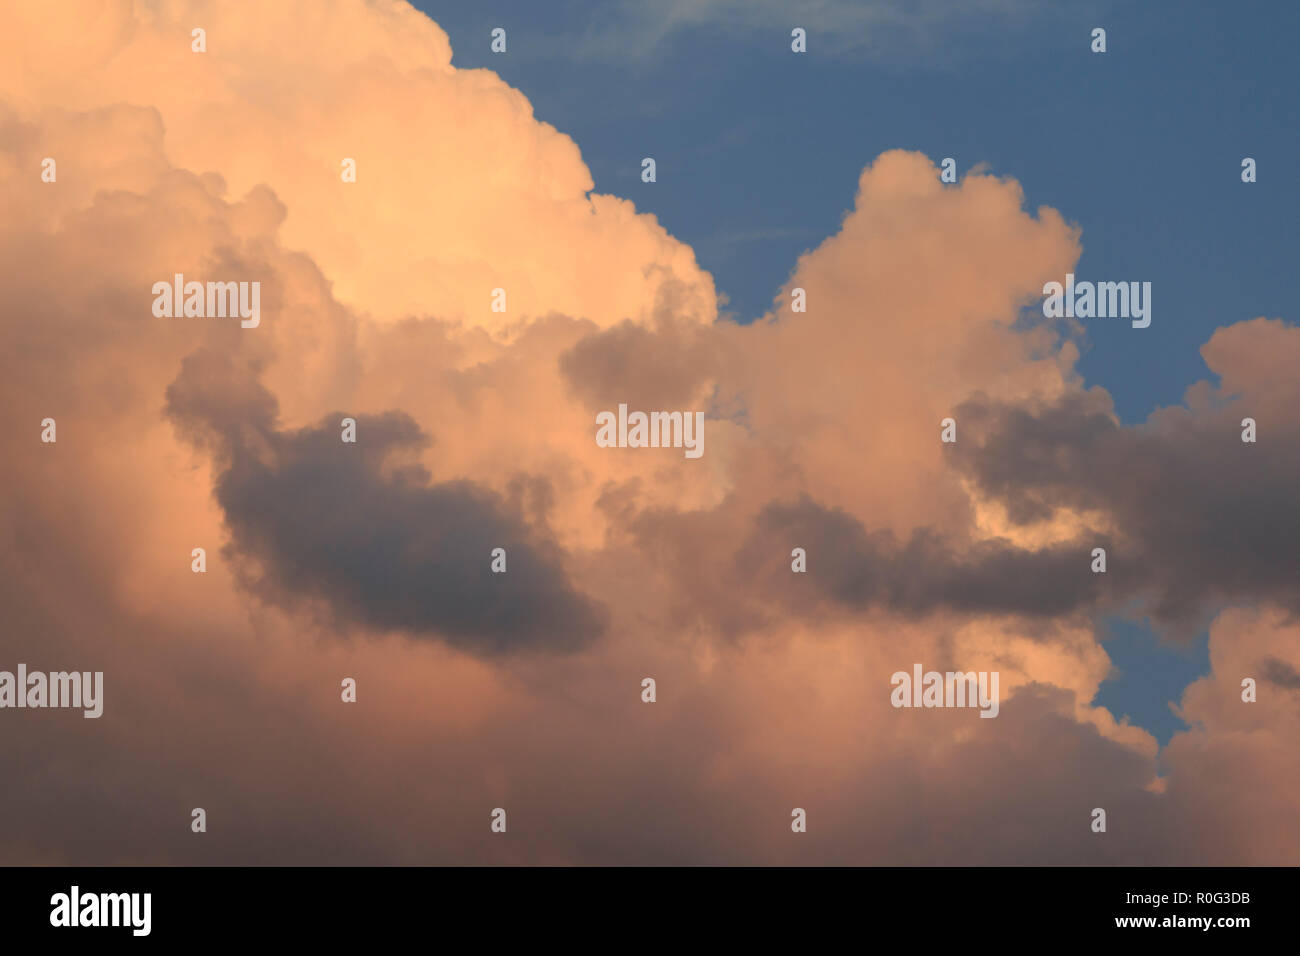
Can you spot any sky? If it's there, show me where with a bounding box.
[1,0,1298,864]
[419,0,1298,743]
[423,0,1299,421]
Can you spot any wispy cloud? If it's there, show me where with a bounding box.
[570,0,1045,62]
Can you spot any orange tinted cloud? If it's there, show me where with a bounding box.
[0,0,716,332]
[0,0,1296,865]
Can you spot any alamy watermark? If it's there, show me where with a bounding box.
[0,665,103,718]
[1042,273,1150,328]
[152,274,260,328]
[890,664,999,718]
[50,886,150,936]
[595,404,704,459]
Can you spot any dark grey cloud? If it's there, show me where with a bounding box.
[1260,656,1300,690]
[559,315,718,411]
[743,496,1113,619]
[165,348,606,654]
[950,387,1300,630]
[605,491,1120,641]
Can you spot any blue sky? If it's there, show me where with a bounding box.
[416,0,1297,743]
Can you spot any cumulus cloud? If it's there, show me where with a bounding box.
[952,320,1300,631]
[165,347,607,653]
[1,0,1297,867]
[0,0,717,333]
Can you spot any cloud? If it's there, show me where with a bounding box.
[952,320,1300,631]
[165,347,607,653]
[745,496,1111,618]
[1259,657,1300,690]
[570,0,1048,62]
[1,1,1297,866]
[1159,607,1300,862]
[0,0,718,333]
